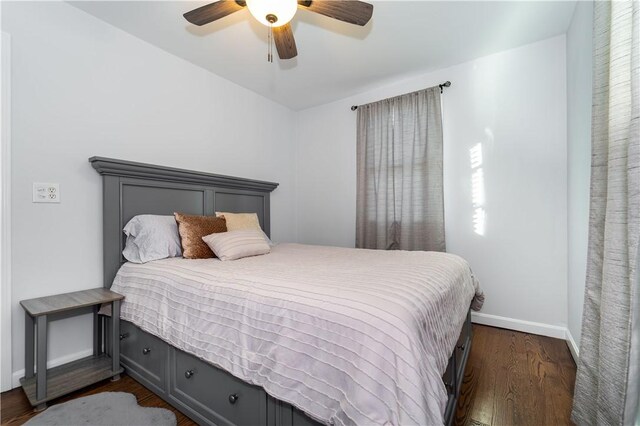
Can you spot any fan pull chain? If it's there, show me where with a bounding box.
[267,23,273,63]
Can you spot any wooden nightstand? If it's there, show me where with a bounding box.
[19,288,124,411]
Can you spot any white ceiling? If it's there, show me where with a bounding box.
[70,1,577,110]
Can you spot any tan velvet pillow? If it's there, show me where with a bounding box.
[174,213,227,259]
[215,212,261,231]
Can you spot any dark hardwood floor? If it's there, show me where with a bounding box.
[1,325,576,426]
[454,325,576,426]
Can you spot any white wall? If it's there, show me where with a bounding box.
[2,1,297,386]
[296,36,569,332]
[566,0,593,355]
[1,31,13,392]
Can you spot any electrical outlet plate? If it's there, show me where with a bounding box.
[33,183,60,203]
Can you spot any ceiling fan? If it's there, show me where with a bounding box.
[183,0,374,61]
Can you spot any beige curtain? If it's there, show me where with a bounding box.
[356,87,445,251]
[572,1,639,424]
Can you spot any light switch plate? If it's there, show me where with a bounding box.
[33,183,60,203]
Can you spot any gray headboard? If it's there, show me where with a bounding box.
[90,157,279,288]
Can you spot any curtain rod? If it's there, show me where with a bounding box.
[350,81,451,111]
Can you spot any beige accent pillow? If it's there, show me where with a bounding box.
[202,229,270,261]
[215,212,261,231]
[174,213,227,259]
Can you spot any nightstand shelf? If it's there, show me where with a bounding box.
[19,354,121,406]
[20,288,124,410]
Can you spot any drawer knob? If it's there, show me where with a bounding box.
[185,370,194,379]
[142,347,151,355]
[119,333,129,340]
[228,393,239,404]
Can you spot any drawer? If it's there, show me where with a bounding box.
[454,312,472,384]
[119,321,167,391]
[454,330,466,374]
[266,395,319,426]
[442,354,455,396]
[292,407,320,426]
[169,348,267,426]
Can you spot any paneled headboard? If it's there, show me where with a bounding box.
[90,157,279,288]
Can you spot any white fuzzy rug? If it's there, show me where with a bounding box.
[24,392,176,426]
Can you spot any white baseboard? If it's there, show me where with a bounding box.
[471,312,567,339]
[565,329,580,363]
[10,348,93,389]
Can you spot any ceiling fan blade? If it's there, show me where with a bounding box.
[273,24,298,60]
[183,1,246,26]
[299,0,373,26]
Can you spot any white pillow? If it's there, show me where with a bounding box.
[262,231,276,247]
[123,215,182,263]
[202,229,270,261]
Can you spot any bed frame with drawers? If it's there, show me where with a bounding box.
[91,156,472,426]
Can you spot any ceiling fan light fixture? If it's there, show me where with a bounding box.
[246,0,297,27]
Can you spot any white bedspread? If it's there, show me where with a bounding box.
[110,243,483,425]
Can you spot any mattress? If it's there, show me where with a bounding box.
[109,243,484,426]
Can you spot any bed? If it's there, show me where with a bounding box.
[91,157,483,426]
